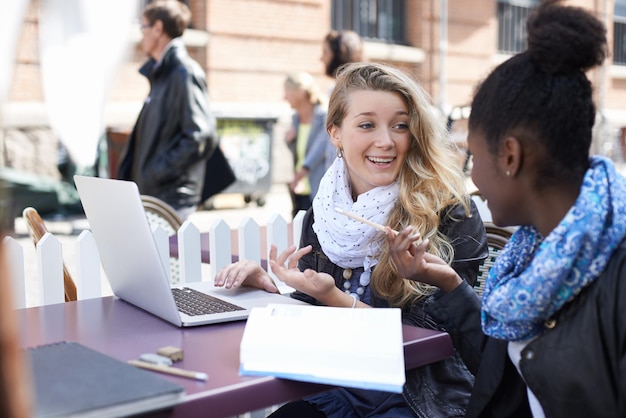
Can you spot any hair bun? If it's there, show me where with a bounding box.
[526,0,607,74]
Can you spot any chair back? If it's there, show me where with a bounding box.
[22,207,77,302]
[470,189,492,223]
[140,196,184,285]
[140,195,183,235]
[473,222,516,298]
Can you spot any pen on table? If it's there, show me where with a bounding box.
[334,207,423,244]
[128,359,209,381]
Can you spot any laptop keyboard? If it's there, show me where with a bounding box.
[172,287,246,316]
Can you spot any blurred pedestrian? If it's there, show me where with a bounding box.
[321,30,365,79]
[283,72,330,218]
[117,0,217,220]
[320,30,364,169]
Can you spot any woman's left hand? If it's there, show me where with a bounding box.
[268,244,337,302]
[386,226,462,293]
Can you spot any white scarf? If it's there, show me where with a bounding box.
[312,158,399,283]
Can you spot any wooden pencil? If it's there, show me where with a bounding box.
[128,359,209,381]
[334,207,424,244]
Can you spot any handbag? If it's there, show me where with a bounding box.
[200,144,236,202]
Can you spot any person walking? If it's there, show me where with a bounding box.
[283,72,330,217]
[117,0,216,220]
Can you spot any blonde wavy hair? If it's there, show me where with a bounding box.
[327,62,470,307]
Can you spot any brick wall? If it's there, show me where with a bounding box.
[3,0,626,180]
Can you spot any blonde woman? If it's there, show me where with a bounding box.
[216,62,488,417]
[283,72,331,217]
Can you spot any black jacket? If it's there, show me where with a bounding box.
[118,39,217,209]
[426,239,626,418]
[292,200,489,417]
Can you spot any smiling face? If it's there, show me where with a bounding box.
[329,90,411,197]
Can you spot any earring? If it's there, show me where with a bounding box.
[336,148,343,159]
[506,170,511,177]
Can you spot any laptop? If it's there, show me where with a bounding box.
[73,175,306,327]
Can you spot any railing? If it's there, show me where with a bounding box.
[4,211,306,309]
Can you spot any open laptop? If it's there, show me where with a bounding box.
[73,175,306,327]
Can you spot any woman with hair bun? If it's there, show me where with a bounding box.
[395,1,625,416]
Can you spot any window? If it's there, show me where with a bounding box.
[497,0,538,54]
[331,0,406,44]
[614,0,626,65]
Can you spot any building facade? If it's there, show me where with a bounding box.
[3,0,626,180]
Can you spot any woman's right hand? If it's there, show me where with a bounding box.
[386,226,462,293]
[214,260,279,293]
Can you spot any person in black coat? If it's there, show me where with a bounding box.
[117,0,217,220]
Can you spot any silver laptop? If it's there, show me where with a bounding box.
[73,175,306,327]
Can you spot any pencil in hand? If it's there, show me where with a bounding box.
[334,207,398,235]
[334,207,422,244]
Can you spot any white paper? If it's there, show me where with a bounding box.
[239,304,405,393]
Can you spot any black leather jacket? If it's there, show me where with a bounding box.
[118,39,216,209]
[426,239,626,418]
[292,200,488,417]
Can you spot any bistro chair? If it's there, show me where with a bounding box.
[473,222,516,298]
[140,195,184,234]
[140,195,184,284]
[22,207,77,302]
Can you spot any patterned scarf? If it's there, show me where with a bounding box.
[482,156,626,341]
[312,157,399,283]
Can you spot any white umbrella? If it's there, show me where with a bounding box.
[39,0,138,168]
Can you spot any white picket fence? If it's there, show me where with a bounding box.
[4,211,306,309]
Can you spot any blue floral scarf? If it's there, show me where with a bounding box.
[482,156,626,341]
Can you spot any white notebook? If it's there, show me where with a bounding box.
[239,303,405,393]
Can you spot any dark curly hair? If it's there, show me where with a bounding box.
[468,0,607,187]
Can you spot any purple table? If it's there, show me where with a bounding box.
[17,297,453,418]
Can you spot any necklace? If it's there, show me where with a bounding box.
[341,268,371,301]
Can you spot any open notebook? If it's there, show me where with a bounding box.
[74,175,306,327]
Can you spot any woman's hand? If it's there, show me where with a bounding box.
[386,226,462,293]
[268,244,337,303]
[214,260,279,293]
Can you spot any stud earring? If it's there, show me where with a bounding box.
[506,170,511,177]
